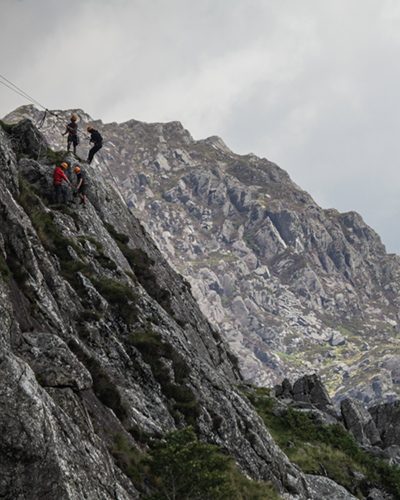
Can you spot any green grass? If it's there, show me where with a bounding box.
[79,309,103,322]
[77,235,104,253]
[18,178,81,262]
[245,387,400,498]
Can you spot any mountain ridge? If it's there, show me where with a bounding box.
[2,111,400,498]
[5,105,400,407]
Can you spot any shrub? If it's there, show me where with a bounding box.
[111,433,145,491]
[246,387,400,498]
[145,427,279,500]
[68,342,128,422]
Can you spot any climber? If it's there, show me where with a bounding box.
[62,114,79,155]
[87,126,103,164]
[73,165,87,207]
[53,162,71,204]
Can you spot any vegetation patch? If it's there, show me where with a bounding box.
[105,223,177,320]
[19,178,81,261]
[19,183,137,323]
[77,235,104,253]
[79,308,103,323]
[95,254,118,271]
[92,277,138,323]
[112,427,280,500]
[129,327,200,426]
[68,341,128,421]
[45,148,68,165]
[0,253,11,281]
[245,387,400,498]
[0,120,14,134]
[112,433,145,491]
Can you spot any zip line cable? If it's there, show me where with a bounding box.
[0,73,56,115]
[0,72,100,138]
[0,72,129,208]
[0,77,39,106]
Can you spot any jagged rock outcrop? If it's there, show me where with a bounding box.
[6,105,400,406]
[370,401,400,448]
[340,398,381,446]
[0,119,320,498]
[271,374,399,499]
[305,475,358,500]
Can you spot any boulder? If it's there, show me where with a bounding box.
[329,331,346,347]
[292,374,336,415]
[341,398,381,446]
[369,400,400,448]
[275,378,293,399]
[306,474,358,499]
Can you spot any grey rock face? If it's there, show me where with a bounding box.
[292,374,336,415]
[367,488,395,500]
[340,398,381,446]
[0,118,313,498]
[306,475,358,500]
[19,332,93,390]
[8,105,400,405]
[369,401,400,448]
[0,352,138,500]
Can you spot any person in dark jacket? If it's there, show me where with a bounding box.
[62,114,79,154]
[87,126,103,164]
[53,162,71,204]
[73,165,87,206]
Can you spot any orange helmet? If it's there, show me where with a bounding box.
[74,166,81,174]
[71,114,78,122]
[61,162,68,170]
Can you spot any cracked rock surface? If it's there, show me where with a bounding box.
[0,118,318,498]
[9,105,400,405]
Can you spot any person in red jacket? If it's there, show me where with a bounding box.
[53,162,71,204]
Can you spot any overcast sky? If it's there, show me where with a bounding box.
[2,0,400,252]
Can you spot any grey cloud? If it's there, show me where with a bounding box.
[1,0,400,251]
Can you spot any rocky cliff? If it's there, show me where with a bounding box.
[0,117,328,498]
[7,105,400,406]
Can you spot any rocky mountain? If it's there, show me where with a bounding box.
[1,116,400,499]
[0,118,309,498]
[7,105,400,407]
